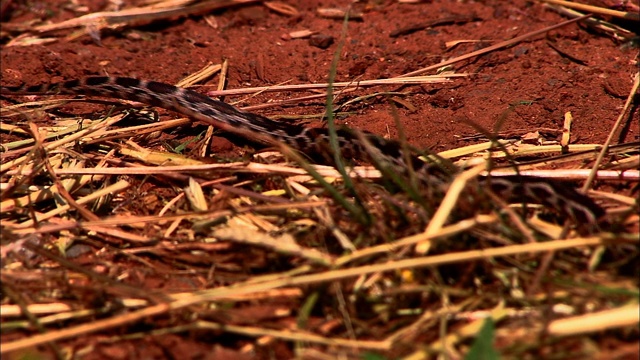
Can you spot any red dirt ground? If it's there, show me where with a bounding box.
[1,0,638,359]
[2,0,637,152]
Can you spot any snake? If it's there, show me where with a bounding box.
[0,76,605,226]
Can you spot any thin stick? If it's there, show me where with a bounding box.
[398,14,593,78]
[583,73,640,192]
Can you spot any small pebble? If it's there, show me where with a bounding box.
[309,34,334,49]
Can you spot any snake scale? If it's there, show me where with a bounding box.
[0,76,605,226]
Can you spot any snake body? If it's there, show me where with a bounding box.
[0,76,604,225]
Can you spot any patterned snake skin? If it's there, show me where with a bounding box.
[0,76,605,225]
